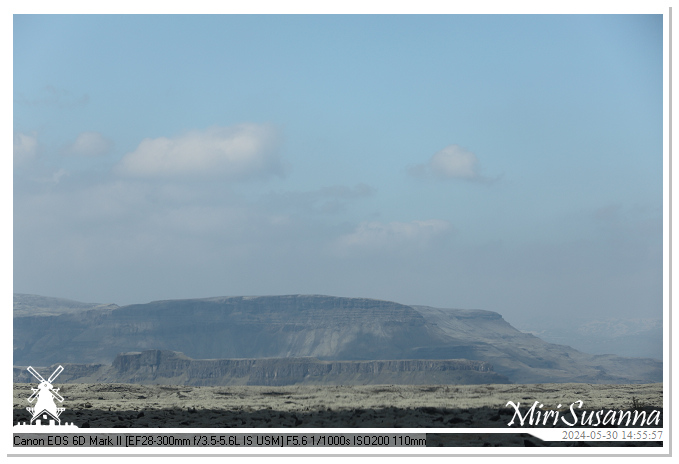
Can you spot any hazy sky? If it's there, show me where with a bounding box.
[12,14,664,332]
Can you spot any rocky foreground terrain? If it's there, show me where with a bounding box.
[12,382,663,447]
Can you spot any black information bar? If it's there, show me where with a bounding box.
[13,433,427,448]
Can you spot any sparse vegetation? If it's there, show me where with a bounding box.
[630,396,645,410]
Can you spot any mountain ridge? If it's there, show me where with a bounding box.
[13,293,662,384]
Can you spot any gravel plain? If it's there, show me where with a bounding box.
[13,382,664,447]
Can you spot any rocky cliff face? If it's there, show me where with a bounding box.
[14,350,510,386]
[13,294,663,384]
[14,295,442,364]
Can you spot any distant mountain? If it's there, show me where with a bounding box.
[13,294,662,384]
[518,318,663,360]
[13,293,119,317]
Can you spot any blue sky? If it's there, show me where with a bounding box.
[12,14,665,344]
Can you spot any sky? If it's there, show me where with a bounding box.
[12,13,665,339]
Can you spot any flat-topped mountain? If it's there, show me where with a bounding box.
[13,294,662,384]
[13,293,119,317]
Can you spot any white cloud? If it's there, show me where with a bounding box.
[430,145,478,178]
[409,144,484,180]
[51,168,69,184]
[335,219,454,253]
[13,132,38,165]
[63,131,113,157]
[115,124,284,179]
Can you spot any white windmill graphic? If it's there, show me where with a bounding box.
[25,365,66,425]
